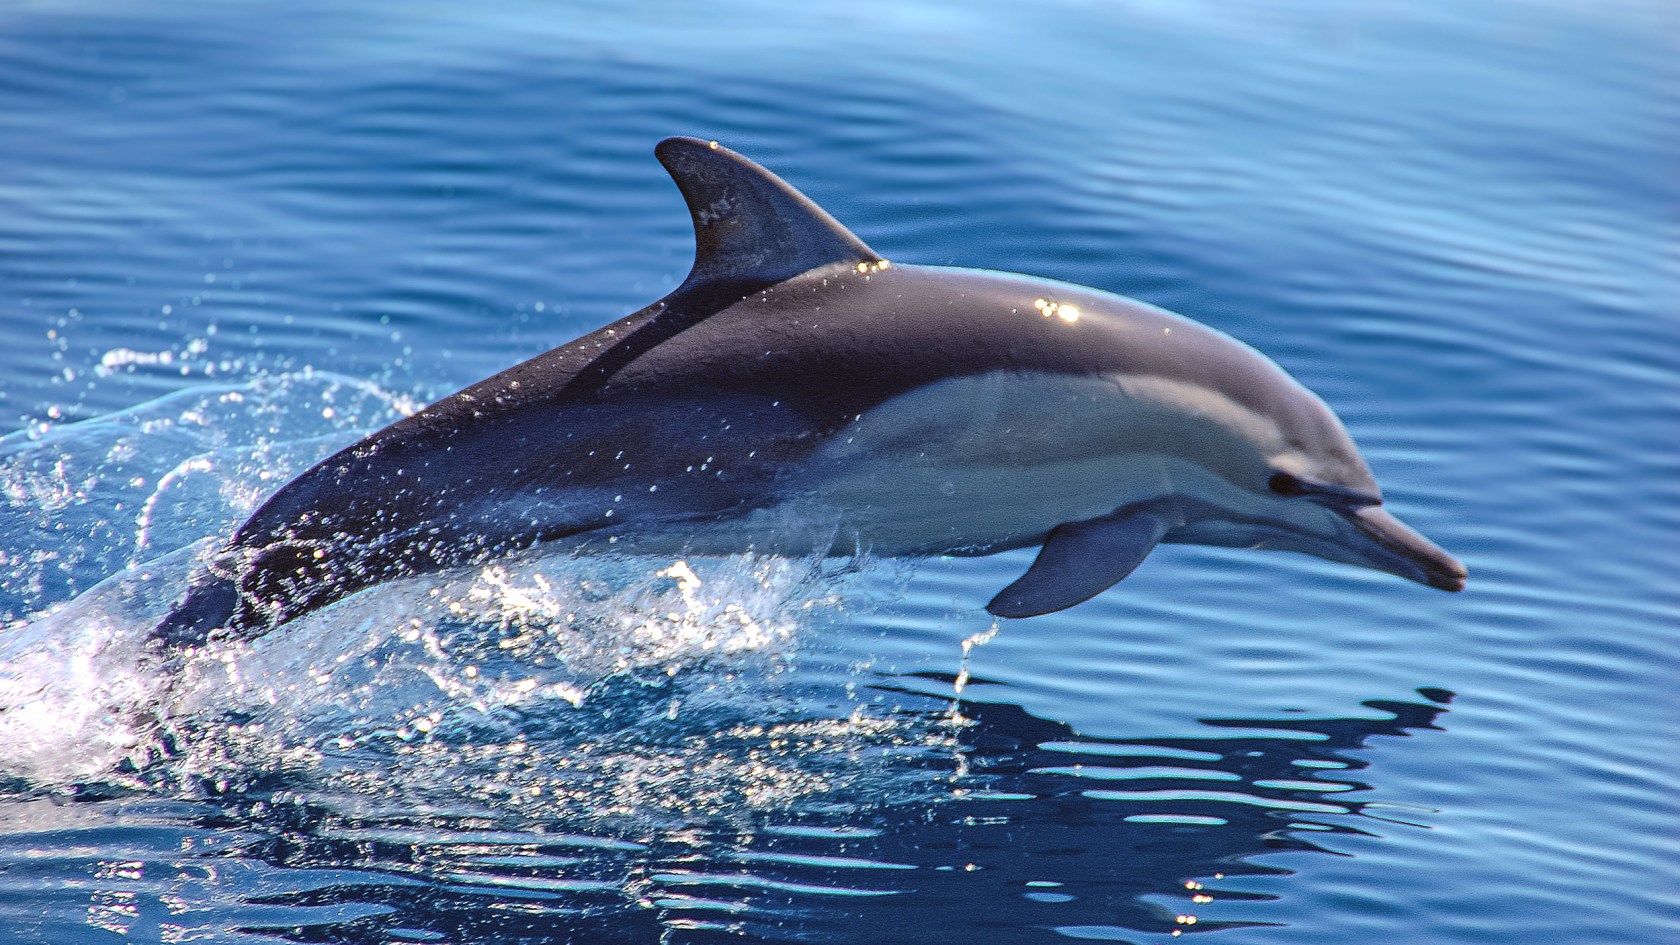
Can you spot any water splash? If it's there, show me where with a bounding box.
[948,619,999,725]
[0,375,904,815]
[0,535,889,802]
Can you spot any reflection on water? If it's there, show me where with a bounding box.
[0,678,1449,944]
[787,682,1453,943]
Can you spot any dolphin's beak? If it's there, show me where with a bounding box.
[1343,505,1467,591]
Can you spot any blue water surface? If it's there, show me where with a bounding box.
[1,1,1677,943]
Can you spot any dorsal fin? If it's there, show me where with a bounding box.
[655,137,880,290]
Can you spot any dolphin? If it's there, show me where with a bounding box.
[151,136,1464,646]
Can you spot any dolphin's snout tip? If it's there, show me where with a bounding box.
[1426,556,1468,592]
[1348,505,1466,594]
[1409,530,1467,592]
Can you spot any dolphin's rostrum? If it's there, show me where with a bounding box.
[152,137,1465,646]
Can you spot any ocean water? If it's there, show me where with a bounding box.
[1,1,1677,943]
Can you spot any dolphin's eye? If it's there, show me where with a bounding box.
[1268,472,1309,496]
[1267,472,1382,506]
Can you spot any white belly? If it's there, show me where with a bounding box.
[789,371,1184,555]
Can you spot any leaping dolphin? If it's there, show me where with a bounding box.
[152,137,1464,647]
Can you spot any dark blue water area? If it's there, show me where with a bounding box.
[2,1,1677,943]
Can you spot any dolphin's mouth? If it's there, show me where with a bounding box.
[1160,497,1467,593]
[1342,505,1467,592]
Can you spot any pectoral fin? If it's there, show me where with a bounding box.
[986,509,1169,618]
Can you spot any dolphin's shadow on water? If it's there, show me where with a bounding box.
[187,681,1451,945]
